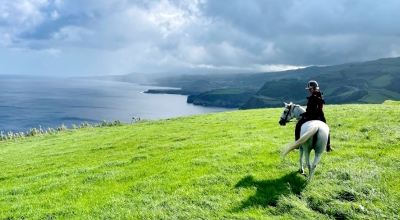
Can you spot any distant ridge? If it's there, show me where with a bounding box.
[71,56,400,109]
[241,56,400,109]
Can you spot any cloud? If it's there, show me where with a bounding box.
[1,0,400,76]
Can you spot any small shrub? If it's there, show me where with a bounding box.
[80,122,91,128]
[39,125,44,134]
[57,124,68,132]
[0,131,7,141]
[132,117,149,123]
[27,128,40,136]
[102,120,109,127]
[7,131,14,140]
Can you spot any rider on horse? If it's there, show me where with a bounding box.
[295,80,333,152]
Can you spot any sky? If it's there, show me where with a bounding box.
[1,0,400,77]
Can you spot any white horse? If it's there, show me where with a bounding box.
[278,102,329,182]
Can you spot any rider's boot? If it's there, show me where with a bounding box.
[326,134,333,152]
[295,126,300,149]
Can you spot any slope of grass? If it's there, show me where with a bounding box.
[359,89,400,103]
[370,75,392,87]
[1,103,399,219]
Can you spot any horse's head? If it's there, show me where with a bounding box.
[279,102,294,126]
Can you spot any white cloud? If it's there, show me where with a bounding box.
[51,26,94,42]
[41,47,60,55]
[50,10,59,19]
[252,64,307,72]
[1,0,400,76]
[0,33,12,46]
[0,0,49,27]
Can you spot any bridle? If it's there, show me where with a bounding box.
[280,104,294,123]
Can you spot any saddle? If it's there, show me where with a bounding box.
[300,112,321,121]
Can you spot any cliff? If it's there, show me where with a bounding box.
[187,89,255,108]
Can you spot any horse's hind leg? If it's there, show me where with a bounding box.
[308,153,323,182]
[299,146,306,175]
[308,133,328,181]
[305,150,312,182]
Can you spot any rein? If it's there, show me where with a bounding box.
[281,105,293,123]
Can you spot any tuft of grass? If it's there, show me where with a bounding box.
[0,104,399,219]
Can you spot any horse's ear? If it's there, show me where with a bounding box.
[289,102,293,105]
[284,102,288,106]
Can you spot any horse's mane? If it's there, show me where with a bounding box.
[294,104,305,112]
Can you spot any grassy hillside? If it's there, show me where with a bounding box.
[84,56,400,109]
[1,102,399,219]
[241,57,400,109]
[152,63,356,93]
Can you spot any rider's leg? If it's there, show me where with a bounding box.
[326,134,332,152]
[321,117,333,152]
[295,118,307,141]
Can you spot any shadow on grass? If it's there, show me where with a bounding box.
[233,171,306,210]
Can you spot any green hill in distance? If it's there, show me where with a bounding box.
[82,56,400,109]
[241,57,400,109]
[1,101,399,219]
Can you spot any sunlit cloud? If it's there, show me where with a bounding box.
[0,0,400,76]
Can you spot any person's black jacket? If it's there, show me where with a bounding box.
[300,91,325,121]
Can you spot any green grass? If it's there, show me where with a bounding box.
[1,103,400,219]
[320,86,339,96]
[370,75,392,87]
[359,89,400,103]
[380,89,400,100]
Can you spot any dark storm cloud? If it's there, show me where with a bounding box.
[198,0,400,65]
[1,0,400,76]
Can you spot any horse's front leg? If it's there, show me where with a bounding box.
[299,146,306,176]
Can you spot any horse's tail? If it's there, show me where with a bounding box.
[281,125,319,158]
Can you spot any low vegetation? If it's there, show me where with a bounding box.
[0,102,399,219]
[0,120,124,141]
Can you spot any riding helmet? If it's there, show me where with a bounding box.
[306,80,319,90]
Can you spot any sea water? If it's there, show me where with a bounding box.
[0,77,235,133]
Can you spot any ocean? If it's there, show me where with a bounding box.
[0,77,235,133]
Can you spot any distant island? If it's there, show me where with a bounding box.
[144,89,198,96]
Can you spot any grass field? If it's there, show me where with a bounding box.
[1,102,399,219]
[370,75,392,87]
[359,89,400,104]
